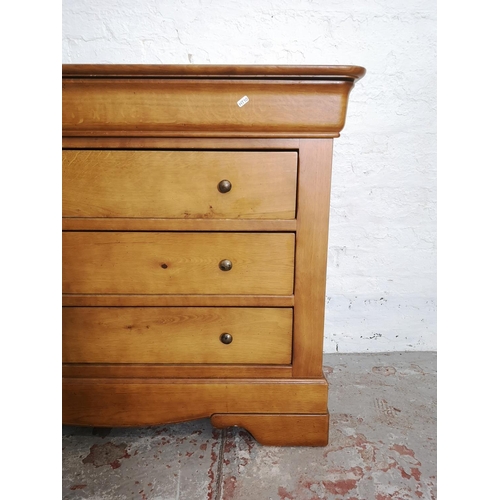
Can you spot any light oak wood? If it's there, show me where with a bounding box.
[62,232,295,295]
[62,364,292,379]
[61,64,365,446]
[62,64,366,80]
[293,139,334,378]
[63,307,292,364]
[211,413,329,446]
[62,137,301,149]
[62,218,297,232]
[63,150,297,219]
[62,377,328,428]
[62,78,355,137]
[62,294,294,307]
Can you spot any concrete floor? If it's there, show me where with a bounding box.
[62,352,436,500]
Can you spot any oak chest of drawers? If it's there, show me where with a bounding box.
[62,64,365,446]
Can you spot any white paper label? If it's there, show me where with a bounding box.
[237,95,249,107]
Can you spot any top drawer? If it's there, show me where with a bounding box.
[62,150,297,219]
[62,76,359,137]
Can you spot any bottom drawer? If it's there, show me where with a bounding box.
[62,307,292,365]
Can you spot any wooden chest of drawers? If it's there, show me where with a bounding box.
[62,64,365,446]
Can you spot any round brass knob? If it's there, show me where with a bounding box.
[220,333,233,344]
[218,180,232,193]
[219,259,232,271]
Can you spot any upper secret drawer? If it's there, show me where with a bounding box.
[62,150,297,219]
[61,65,365,137]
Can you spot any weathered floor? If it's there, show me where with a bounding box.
[62,352,436,500]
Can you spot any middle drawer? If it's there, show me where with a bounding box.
[62,232,295,295]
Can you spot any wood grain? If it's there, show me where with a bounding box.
[62,364,292,379]
[63,307,292,364]
[63,150,297,219]
[62,218,297,232]
[62,78,354,137]
[293,139,334,378]
[62,232,295,295]
[62,294,294,307]
[62,64,366,80]
[211,413,329,446]
[59,64,365,444]
[62,377,329,427]
[62,137,301,149]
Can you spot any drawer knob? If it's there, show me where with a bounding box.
[219,259,233,271]
[220,333,233,344]
[218,179,232,193]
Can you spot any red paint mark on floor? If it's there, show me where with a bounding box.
[323,427,370,457]
[390,444,416,458]
[200,443,207,451]
[224,438,236,453]
[399,467,412,479]
[238,430,256,451]
[278,486,294,500]
[82,442,130,469]
[206,443,218,500]
[372,366,397,376]
[293,487,322,500]
[410,363,425,374]
[328,466,364,479]
[411,467,422,481]
[378,458,398,472]
[69,484,86,490]
[154,427,168,436]
[323,479,357,495]
[223,476,237,499]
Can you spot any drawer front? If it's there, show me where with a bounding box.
[63,150,297,219]
[62,78,355,137]
[63,307,292,365]
[62,232,295,295]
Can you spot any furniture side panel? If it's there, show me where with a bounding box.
[292,139,334,377]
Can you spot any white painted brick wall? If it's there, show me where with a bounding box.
[62,0,437,352]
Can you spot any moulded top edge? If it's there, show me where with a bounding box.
[62,64,366,81]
